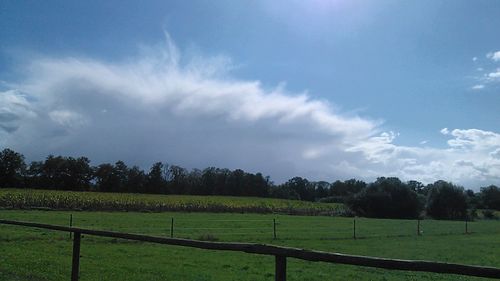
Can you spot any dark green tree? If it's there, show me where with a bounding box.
[407,180,425,194]
[314,181,330,199]
[200,167,218,195]
[279,177,315,201]
[126,165,147,193]
[25,160,43,188]
[186,168,203,194]
[244,172,270,197]
[110,161,129,192]
[227,169,245,196]
[0,148,26,188]
[330,179,366,196]
[426,180,467,219]
[168,165,188,194]
[64,157,93,190]
[146,162,168,194]
[347,177,421,219]
[94,163,115,192]
[480,185,500,210]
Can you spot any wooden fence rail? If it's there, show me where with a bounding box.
[1,219,500,281]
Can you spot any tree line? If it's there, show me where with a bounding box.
[1,148,499,220]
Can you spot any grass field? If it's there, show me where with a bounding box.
[1,210,500,281]
[0,188,344,215]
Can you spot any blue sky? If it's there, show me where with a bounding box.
[1,0,500,188]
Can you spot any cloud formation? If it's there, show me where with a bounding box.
[1,36,499,188]
[471,50,500,90]
[487,51,500,62]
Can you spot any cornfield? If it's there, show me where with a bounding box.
[0,188,345,215]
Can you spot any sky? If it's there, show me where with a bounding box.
[1,0,500,188]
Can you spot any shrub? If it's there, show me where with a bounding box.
[482,209,498,220]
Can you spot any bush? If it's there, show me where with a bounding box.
[468,208,478,220]
[482,209,498,220]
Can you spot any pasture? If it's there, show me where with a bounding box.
[1,210,500,281]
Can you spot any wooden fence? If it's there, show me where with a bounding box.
[1,219,500,281]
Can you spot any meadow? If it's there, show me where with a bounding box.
[1,210,500,281]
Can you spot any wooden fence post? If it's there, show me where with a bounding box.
[465,219,468,234]
[69,214,73,239]
[417,219,420,236]
[353,217,356,239]
[273,219,277,239]
[170,218,174,238]
[71,232,81,281]
[275,255,286,281]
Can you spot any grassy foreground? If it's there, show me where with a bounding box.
[0,188,344,215]
[1,210,500,281]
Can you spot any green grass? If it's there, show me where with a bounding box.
[1,210,500,281]
[0,188,344,215]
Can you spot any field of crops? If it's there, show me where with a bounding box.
[0,188,344,215]
[1,210,500,281]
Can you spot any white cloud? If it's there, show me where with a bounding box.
[472,57,477,62]
[487,51,500,62]
[419,140,428,145]
[487,69,500,79]
[0,90,37,142]
[490,148,500,159]
[345,128,500,187]
[446,128,500,150]
[471,52,500,89]
[49,110,87,128]
[1,36,500,188]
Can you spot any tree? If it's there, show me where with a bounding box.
[313,181,330,199]
[245,172,270,197]
[279,177,315,201]
[407,180,425,194]
[146,162,168,194]
[426,180,467,220]
[480,185,500,210]
[25,160,43,188]
[111,161,129,192]
[330,179,366,197]
[465,189,482,210]
[226,169,245,196]
[200,167,217,195]
[213,168,231,195]
[126,166,147,193]
[347,177,421,219]
[63,157,93,190]
[0,148,26,188]
[168,165,188,194]
[269,184,300,200]
[94,163,115,192]
[40,155,67,189]
[186,169,203,195]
